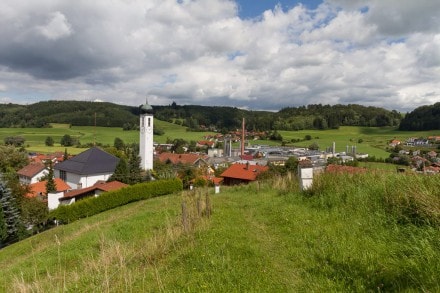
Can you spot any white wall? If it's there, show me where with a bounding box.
[19,169,48,185]
[55,170,112,189]
[78,173,112,189]
[299,167,314,191]
[48,192,64,210]
[139,113,154,170]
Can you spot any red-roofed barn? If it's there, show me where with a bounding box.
[220,163,268,185]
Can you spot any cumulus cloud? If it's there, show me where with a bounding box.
[36,11,73,40]
[0,0,438,111]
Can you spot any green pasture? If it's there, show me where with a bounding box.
[0,120,216,154]
[279,126,439,159]
[0,123,438,158]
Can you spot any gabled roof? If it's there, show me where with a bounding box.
[54,147,119,175]
[17,163,46,178]
[25,178,71,198]
[220,163,268,181]
[157,153,208,165]
[60,180,128,199]
[197,175,223,185]
[32,152,65,164]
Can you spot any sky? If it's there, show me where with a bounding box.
[0,0,439,112]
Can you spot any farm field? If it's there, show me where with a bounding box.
[0,120,216,155]
[279,126,440,159]
[0,122,438,158]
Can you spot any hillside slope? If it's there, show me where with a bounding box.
[1,173,439,291]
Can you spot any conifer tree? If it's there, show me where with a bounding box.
[109,157,129,184]
[0,207,7,243]
[45,161,57,195]
[128,152,142,184]
[63,148,69,161]
[0,176,25,244]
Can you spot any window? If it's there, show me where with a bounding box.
[60,170,66,181]
[148,117,151,127]
[141,117,144,127]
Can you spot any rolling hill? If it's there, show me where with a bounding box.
[1,172,439,291]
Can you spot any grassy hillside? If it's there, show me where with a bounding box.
[1,172,439,291]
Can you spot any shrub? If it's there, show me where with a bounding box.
[49,178,183,224]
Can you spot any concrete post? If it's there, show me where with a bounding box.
[299,166,314,191]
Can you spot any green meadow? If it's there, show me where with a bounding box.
[0,122,438,158]
[279,126,440,158]
[1,172,439,291]
[0,121,216,155]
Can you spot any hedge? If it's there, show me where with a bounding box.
[49,178,183,224]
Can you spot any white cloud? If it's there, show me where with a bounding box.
[0,0,438,111]
[37,11,73,40]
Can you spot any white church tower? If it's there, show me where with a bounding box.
[139,99,154,170]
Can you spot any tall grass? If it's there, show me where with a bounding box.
[1,171,439,291]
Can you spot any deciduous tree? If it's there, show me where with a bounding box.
[45,136,54,146]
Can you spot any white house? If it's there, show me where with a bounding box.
[48,180,127,210]
[54,147,119,190]
[17,163,48,185]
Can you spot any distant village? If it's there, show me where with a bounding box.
[17,121,440,214]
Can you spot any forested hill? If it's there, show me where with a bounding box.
[399,102,440,131]
[0,100,402,130]
[275,104,401,130]
[0,101,139,128]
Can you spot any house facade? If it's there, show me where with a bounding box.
[17,163,48,185]
[54,147,119,189]
[48,180,127,210]
[220,163,268,185]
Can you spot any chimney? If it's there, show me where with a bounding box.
[241,117,245,157]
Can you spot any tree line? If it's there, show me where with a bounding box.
[399,102,440,131]
[0,100,404,131]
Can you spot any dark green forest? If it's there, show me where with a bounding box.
[399,102,440,131]
[0,100,408,131]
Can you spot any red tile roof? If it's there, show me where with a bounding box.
[25,178,71,198]
[220,163,268,181]
[197,140,215,147]
[157,153,208,165]
[17,163,46,178]
[424,166,440,173]
[61,180,128,199]
[31,152,65,164]
[199,175,223,185]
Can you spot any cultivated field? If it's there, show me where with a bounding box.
[280,126,439,158]
[0,122,438,158]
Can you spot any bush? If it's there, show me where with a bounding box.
[49,178,183,223]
